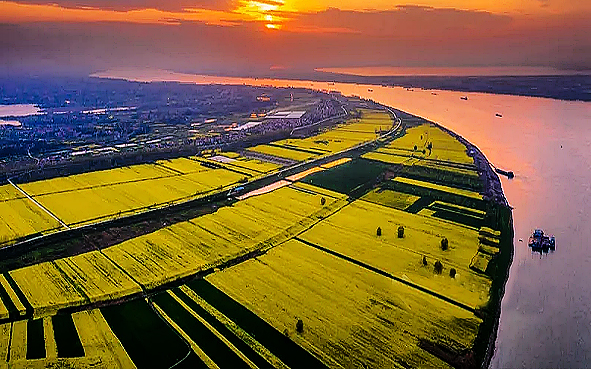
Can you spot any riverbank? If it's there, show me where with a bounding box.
[387,107,514,368]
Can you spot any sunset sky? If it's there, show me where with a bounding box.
[1,0,590,76]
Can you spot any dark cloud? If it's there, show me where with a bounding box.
[12,0,234,12]
[1,6,590,77]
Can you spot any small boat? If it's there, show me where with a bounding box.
[528,229,556,251]
[496,113,503,117]
[460,96,468,100]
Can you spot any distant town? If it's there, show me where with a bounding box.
[0,77,346,176]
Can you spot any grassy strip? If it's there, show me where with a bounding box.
[52,314,84,358]
[101,298,205,369]
[431,202,485,218]
[405,196,433,214]
[302,159,386,194]
[2,272,33,317]
[152,291,250,369]
[387,179,486,211]
[26,318,46,359]
[171,287,274,369]
[395,177,482,200]
[0,278,18,319]
[431,210,483,229]
[399,165,482,192]
[187,279,330,369]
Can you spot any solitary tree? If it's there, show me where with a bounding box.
[450,268,457,278]
[296,319,304,333]
[434,261,443,274]
[413,145,418,151]
[376,227,382,236]
[422,256,428,266]
[320,197,326,205]
[441,237,449,251]
[398,226,405,238]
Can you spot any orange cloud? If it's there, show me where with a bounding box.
[0,1,251,25]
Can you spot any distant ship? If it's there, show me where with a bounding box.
[528,229,556,251]
[460,96,468,100]
[496,113,503,117]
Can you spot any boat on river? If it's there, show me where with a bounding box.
[528,229,556,251]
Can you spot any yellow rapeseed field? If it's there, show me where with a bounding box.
[394,177,483,200]
[387,124,474,165]
[10,262,87,318]
[0,198,62,246]
[9,320,27,363]
[0,323,10,363]
[0,275,27,316]
[361,151,411,164]
[155,158,210,174]
[208,238,481,368]
[248,109,392,161]
[225,157,281,174]
[0,184,24,202]
[299,200,492,309]
[31,166,243,226]
[54,251,141,303]
[361,188,421,210]
[363,123,480,178]
[103,186,343,290]
[72,309,136,368]
[247,145,317,161]
[20,164,175,196]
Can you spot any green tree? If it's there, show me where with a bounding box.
[434,261,443,274]
[441,237,449,251]
[398,226,404,238]
[296,319,304,333]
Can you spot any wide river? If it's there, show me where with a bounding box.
[97,70,591,367]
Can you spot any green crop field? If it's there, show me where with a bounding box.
[302,158,387,194]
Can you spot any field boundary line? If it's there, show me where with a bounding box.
[317,202,488,276]
[294,237,476,314]
[167,290,259,369]
[177,285,290,369]
[7,178,69,230]
[152,302,220,369]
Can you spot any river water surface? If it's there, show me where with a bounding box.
[96,70,591,367]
